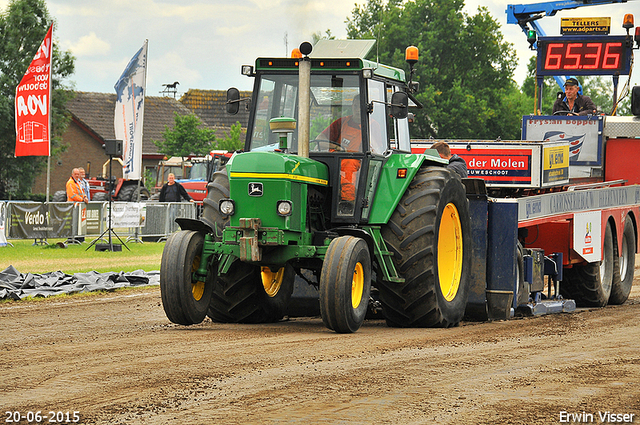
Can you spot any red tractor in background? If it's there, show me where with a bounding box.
[152,151,232,203]
[51,158,151,202]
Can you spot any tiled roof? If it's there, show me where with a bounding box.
[66,91,196,156]
[179,89,251,132]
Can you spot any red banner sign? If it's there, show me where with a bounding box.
[15,24,53,157]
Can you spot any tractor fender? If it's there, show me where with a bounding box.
[329,227,376,262]
[368,153,446,224]
[176,217,213,234]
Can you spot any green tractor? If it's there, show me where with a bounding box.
[160,40,472,333]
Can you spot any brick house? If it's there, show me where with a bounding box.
[32,90,250,197]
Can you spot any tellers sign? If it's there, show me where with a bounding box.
[536,35,632,76]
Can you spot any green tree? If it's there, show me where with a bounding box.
[0,0,75,199]
[153,112,216,158]
[521,56,560,115]
[346,0,531,140]
[584,75,630,116]
[213,121,243,152]
[311,29,335,45]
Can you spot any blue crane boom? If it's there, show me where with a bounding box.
[507,0,628,36]
[507,0,629,92]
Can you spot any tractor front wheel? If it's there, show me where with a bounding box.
[160,230,212,325]
[379,166,471,328]
[319,236,372,333]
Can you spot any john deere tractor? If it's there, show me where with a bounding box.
[160,40,472,333]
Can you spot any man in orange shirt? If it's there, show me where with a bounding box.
[66,168,88,203]
[317,96,364,204]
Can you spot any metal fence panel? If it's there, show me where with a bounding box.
[2,201,197,243]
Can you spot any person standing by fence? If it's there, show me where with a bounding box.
[66,168,88,203]
[78,167,91,201]
[159,173,193,203]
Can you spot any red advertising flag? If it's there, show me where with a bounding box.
[15,24,53,157]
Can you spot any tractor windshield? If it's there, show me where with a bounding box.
[248,74,363,153]
[189,162,207,180]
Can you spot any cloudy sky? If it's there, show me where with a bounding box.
[3,0,639,95]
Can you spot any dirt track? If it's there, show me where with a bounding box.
[2,268,640,425]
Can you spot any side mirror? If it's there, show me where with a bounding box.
[226,87,240,115]
[390,92,409,119]
[632,86,640,116]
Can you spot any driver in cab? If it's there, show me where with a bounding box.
[316,95,364,205]
[317,95,364,153]
[552,77,596,116]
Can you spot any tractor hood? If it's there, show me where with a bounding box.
[227,151,329,187]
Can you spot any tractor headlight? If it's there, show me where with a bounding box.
[276,200,292,216]
[219,199,235,216]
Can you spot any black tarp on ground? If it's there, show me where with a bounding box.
[0,266,159,300]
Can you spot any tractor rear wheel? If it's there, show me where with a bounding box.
[319,236,372,333]
[52,190,67,202]
[208,260,294,323]
[379,166,471,328]
[92,191,109,201]
[201,170,230,240]
[117,184,150,202]
[561,221,614,307]
[609,215,635,305]
[160,230,212,325]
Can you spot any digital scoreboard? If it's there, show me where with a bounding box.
[536,35,633,76]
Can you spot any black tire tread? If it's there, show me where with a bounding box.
[52,190,67,202]
[378,166,471,328]
[561,222,614,307]
[609,215,635,305]
[160,230,211,325]
[208,261,294,323]
[201,170,229,240]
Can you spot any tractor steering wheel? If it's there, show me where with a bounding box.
[310,139,344,152]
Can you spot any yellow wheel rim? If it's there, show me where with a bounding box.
[351,262,364,309]
[261,266,285,297]
[191,255,205,301]
[437,203,463,302]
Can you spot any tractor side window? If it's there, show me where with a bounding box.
[367,80,387,155]
[388,85,411,152]
[396,115,411,152]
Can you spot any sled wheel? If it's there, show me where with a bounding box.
[379,166,471,328]
[208,260,294,323]
[319,236,371,333]
[201,169,229,241]
[561,221,614,307]
[515,242,529,307]
[610,215,636,305]
[160,230,212,325]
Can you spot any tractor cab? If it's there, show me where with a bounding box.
[228,39,416,225]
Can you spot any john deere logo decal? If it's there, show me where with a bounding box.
[248,182,263,197]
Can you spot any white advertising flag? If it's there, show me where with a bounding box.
[114,40,147,180]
